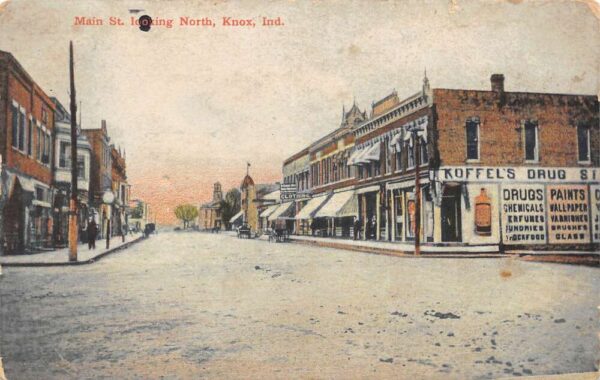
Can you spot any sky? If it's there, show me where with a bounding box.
[0,0,598,224]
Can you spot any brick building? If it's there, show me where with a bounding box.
[0,51,56,253]
[279,73,599,253]
[110,146,128,236]
[82,120,114,239]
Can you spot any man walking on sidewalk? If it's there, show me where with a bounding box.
[87,218,98,250]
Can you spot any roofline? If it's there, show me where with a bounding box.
[432,87,598,99]
[0,50,57,112]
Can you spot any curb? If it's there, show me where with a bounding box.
[0,236,145,268]
[290,238,505,259]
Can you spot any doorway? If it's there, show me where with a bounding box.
[441,185,462,242]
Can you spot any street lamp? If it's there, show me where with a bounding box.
[406,124,424,256]
[103,190,115,249]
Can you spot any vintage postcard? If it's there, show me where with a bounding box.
[0,0,598,379]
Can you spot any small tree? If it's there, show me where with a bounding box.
[174,204,199,229]
[220,188,241,230]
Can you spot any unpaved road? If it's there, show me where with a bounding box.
[1,232,598,379]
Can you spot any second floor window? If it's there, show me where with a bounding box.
[407,140,415,168]
[420,137,428,164]
[524,121,539,162]
[78,155,86,180]
[466,119,479,160]
[11,104,19,148]
[59,141,70,167]
[27,118,33,156]
[577,125,590,163]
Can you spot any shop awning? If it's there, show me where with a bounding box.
[294,194,329,219]
[362,143,381,162]
[347,148,367,166]
[229,210,243,223]
[314,191,356,218]
[268,201,295,221]
[259,204,280,218]
[32,200,51,208]
[15,174,35,193]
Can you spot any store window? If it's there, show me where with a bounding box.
[394,191,404,241]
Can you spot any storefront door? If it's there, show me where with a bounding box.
[441,186,462,242]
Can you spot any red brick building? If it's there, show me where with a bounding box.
[110,146,128,236]
[0,51,56,253]
[83,120,114,238]
[280,73,599,253]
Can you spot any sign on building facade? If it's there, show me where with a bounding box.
[434,166,599,246]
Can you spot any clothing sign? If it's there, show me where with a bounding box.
[547,185,589,244]
[591,184,600,243]
[280,183,297,200]
[501,184,546,244]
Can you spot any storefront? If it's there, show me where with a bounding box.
[2,171,55,253]
[386,178,433,243]
[294,198,310,235]
[313,190,357,238]
[294,193,330,236]
[431,166,600,250]
[356,185,382,240]
[268,201,295,232]
[259,203,280,231]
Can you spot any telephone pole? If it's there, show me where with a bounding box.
[68,41,78,262]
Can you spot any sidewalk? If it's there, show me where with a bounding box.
[0,233,144,267]
[289,235,504,258]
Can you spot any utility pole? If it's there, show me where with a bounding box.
[414,132,421,256]
[68,41,78,262]
[407,125,424,256]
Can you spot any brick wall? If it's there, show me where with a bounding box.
[1,55,55,185]
[433,88,599,167]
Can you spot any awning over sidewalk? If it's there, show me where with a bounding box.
[314,191,356,218]
[229,210,243,224]
[259,204,279,219]
[14,174,35,193]
[294,194,329,220]
[362,143,381,162]
[268,202,295,221]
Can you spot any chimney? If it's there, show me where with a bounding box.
[491,74,504,93]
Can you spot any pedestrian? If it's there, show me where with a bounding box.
[353,217,361,240]
[87,218,97,250]
[310,219,316,236]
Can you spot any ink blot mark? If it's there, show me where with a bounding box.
[139,15,152,32]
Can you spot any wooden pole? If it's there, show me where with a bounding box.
[68,41,78,262]
[414,131,421,256]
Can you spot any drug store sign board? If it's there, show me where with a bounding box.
[501,184,546,245]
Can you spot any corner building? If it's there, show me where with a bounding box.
[280,74,599,253]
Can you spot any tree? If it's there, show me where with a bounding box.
[174,204,198,229]
[220,188,241,229]
[130,202,144,219]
